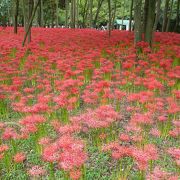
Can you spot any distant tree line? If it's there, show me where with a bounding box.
[0,0,179,46]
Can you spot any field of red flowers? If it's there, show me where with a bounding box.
[0,27,180,179]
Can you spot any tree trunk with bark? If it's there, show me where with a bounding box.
[134,0,143,44]
[108,0,111,37]
[71,0,76,28]
[153,0,161,31]
[129,0,134,32]
[65,0,69,27]
[166,0,174,32]
[22,0,40,46]
[144,0,156,47]
[14,0,19,34]
[27,0,34,43]
[56,0,59,27]
[89,0,93,28]
[112,0,117,30]
[93,0,104,27]
[143,0,149,33]
[174,0,180,32]
[76,0,79,27]
[82,0,88,27]
[162,0,170,32]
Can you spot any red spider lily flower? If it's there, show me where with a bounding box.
[0,153,4,160]
[58,150,87,171]
[0,122,5,130]
[150,128,161,137]
[28,165,46,177]
[42,143,59,163]
[19,114,46,126]
[0,144,9,153]
[2,127,18,140]
[144,144,159,160]
[167,148,180,160]
[13,152,26,163]
[169,128,180,138]
[69,169,82,180]
[146,166,177,180]
[158,115,167,122]
[99,133,107,140]
[119,133,131,142]
[38,137,51,146]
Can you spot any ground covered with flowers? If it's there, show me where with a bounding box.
[0,27,180,180]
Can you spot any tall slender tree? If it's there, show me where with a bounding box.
[93,0,104,27]
[166,0,174,32]
[56,0,59,27]
[89,0,93,28]
[22,0,40,46]
[134,0,142,44]
[153,0,161,31]
[82,0,88,27]
[27,0,34,43]
[129,0,134,32]
[144,0,156,46]
[143,0,149,33]
[65,0,69,27]
[14,0,19,34]
[39,0,44,27]
[162,0,170,32]
[76,0,79,27]
[71,0,76,28]
[174,0,180,32]
[107,0,112,36]
[112,0,117,30]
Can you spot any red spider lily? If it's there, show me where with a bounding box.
[69,169,82,180]
[0,27,180,179]
[70,105,118,129]
[19,114,46,126]
[13,152,26,163]
[42,135,87,171]
[2,127,18,140]
[150,128,161,137]
[146,166,178,180]
[119,133,131,142]
[0,144,9,153]
[28,165,46,177]
[167,148,180,160]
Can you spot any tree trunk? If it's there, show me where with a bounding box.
[38,0,44,27]
[143,0,149,33]
[23,0,28,31]
[82,0,88,27]
[153,0,161,31]
[14,0,19,34]
[71,0,76,28]
[27,0,34,43]
[112,0,117,30]
[144,0,156,47]
[22,0,40,46]
[108,0,112,37]
[166,0,174,32]
[76,0,79,27]
[34,0,39,26]
[89,0,93,28]
[129,0,134,31]
[174,0,180,32]
[134,0,143,44]
[162,0,170,32]
[65,0,69,27]
[93,0,104,27]
[56,0,59,27]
